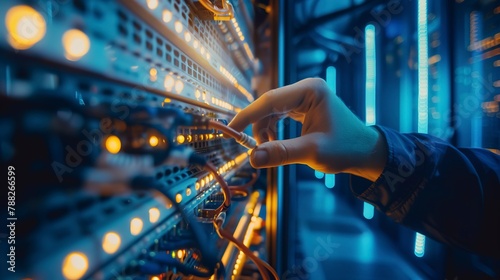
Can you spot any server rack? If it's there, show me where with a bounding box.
[0,1,275,279]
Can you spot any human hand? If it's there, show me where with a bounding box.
[228,78,387,182]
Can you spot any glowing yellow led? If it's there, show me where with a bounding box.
[105,135,121,154]
[174,80,184,93]
[175,193,182,203]
[162,9,172,23]
[149,135,159,147]
[164,75,175,91]
[206,53,211,60]
[146,0,158,10]
[200,179,205,187]
[200,135,204,140]
[195,89,201,98]
[102,232,121,254]
[149,68,157,76]
[186,135,192,142]
[149,207,160,223]
[5,5,46,50]
[151,277,160,280]
[177,135,185,144]
[195,182,200,190]
[205,177,210,184]
[62,29,90,61]
[186,187,191,196]
[174,21,183,33]
[184,31,191,42]
[200,46,205,55]
[210,174,214,180]
[62,252,88,280]
[193,39,199,49]
[177,250,185,259]
[130,218,143,236]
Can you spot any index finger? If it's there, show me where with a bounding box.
[228,78,322,131]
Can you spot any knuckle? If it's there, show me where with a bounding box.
[303,78,329,99]
[274,142,289,165]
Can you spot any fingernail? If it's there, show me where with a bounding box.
[251,149,269,167]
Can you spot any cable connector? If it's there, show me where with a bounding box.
[236,132,257,149]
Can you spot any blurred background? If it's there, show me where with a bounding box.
[274,0,500,279]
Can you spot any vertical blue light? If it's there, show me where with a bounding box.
[365,25,376,126]
[417,0,429,134]
[414,233,426,257]
[363,24,376,219]
[415,0,428,256]
[317,66,337,187]
[325,174,335,188]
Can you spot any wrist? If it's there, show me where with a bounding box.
[346,126,388,182]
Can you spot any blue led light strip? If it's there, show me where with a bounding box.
[317,66,337,188]
[415,0,428,256]
[414,232,426,257]
[363,25,376,219]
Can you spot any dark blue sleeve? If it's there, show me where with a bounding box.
[350,126,500,259]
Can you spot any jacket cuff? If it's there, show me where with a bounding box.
[350,126,435,221]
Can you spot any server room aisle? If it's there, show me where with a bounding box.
[295,181,427,280]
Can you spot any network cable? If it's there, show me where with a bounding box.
[213,215,279,280]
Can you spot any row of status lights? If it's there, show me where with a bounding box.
[147,0,211,61]
[5,5,91,61]
[220,64,254,103]
[145,0,254,103]
[230,16,257,64]
[153,69,240,112]
[230,18,245,42]
[61,206,164,279]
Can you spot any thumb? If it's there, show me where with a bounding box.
[249,136,316,168]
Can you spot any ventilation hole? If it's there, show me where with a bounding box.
[165,169,172,176]
[132,20,141,31]
[133,33,141,44]
[118,24,128,36]
[73,0,87,13]
[117,9,127,21]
